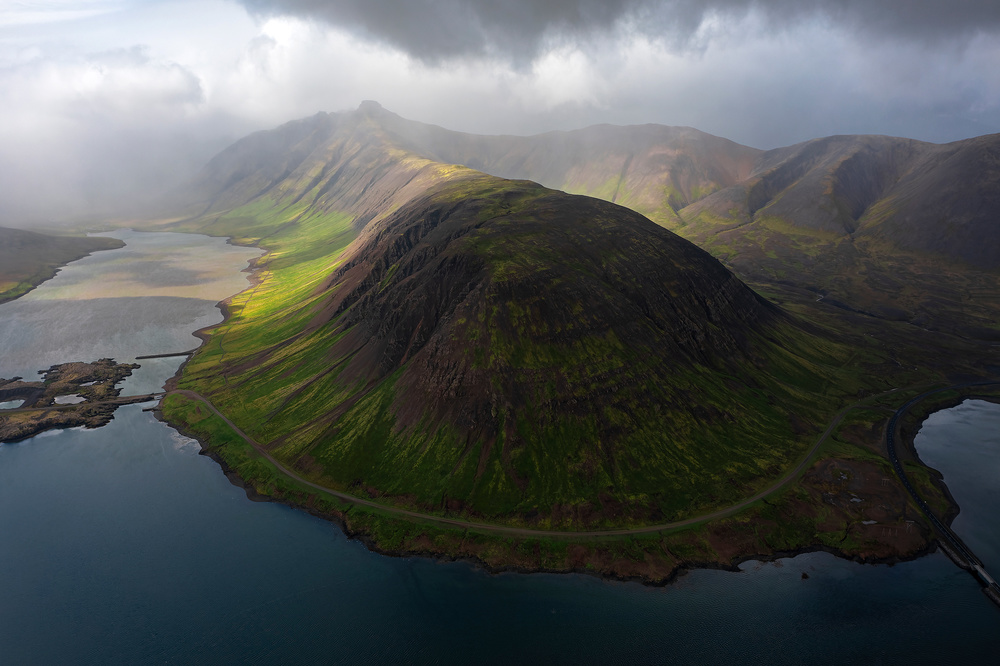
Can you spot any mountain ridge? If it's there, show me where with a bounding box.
[296,105,995,336]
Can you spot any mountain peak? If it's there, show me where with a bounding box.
[358,100,385,114]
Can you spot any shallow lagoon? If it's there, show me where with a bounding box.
[0,231,997,664]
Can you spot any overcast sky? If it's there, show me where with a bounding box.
[2,0,999,224]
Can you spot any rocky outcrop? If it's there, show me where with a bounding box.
[0,359,144,443]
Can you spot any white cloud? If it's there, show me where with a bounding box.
[0,42,217,221]
[0,1,127,28]
[0,0,998,224]
[2,46,203,127]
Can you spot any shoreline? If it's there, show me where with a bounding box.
[894,391,1000,529]
[155,350,973,584]
[154,405,946,586]
[0,236,125,306]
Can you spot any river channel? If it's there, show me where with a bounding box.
[0,231,997,664]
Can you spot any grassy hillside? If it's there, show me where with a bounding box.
[161,107,912,528]
[678,134,1000,339]
[0,227,124,303]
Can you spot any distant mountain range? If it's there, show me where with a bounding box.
[178,101,999,338]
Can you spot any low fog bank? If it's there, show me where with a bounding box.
[0,122,248,230]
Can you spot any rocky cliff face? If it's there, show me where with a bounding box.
[310,176,775,446]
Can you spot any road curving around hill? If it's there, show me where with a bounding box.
[166,383,949,539]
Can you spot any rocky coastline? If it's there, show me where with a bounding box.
[0,359,152,443]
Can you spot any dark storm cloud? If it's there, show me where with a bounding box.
[239,0,641,61]
[238,0,1000,61]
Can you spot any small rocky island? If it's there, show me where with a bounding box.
[0,359,155,442]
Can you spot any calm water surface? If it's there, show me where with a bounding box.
[914,400,1000,573]
[1,231,997,664]
[0,229,260,394]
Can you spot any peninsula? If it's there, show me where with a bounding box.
[153,104,1000,581]
[0,227,124,304]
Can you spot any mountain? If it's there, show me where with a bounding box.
[0,227,124,303]
[360,102,761,228]
[317,104,999,338]
[683,133,1000,269]
[177,101,761,230]
[676,134,1000,336]
[165,103,870,527]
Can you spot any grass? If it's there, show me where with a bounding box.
[172,173,913,532]
[163,351,983,581]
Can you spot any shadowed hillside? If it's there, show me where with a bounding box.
[679,134,1000,337]
[345,107,998,339]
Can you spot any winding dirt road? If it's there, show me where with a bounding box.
[169,385,919,538]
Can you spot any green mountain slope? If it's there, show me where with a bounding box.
[679,134,1000,337]
[165,105,876,528]
[0,227,124,303]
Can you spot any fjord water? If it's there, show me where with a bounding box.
[0,232,997,664]
[0,230,261,395]
[913,400,1000,573]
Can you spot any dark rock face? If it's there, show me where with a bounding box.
[311,175,775,445]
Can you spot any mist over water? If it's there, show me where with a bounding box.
[0,231,998,663]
